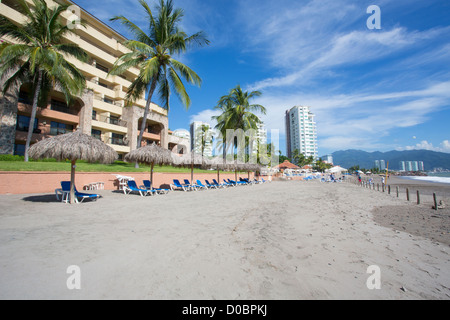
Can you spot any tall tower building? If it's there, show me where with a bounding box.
[190,121,213,157]
[285,106,318,160]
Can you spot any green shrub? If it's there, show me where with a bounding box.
[0,154,24,161]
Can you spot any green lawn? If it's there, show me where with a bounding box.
[0,161,224,173]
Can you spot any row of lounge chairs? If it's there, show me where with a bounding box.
[56,177,270,202]
[170,178,268,191]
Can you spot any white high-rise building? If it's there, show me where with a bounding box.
[285,106,318,159]
[190,121,213,157]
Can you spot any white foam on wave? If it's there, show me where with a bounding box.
[404,176,450,184]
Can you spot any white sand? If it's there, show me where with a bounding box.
[0,180,448,299]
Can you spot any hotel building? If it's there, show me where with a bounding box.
[399,161,424,172]
[285,106,318,160]
[0,0,189,159]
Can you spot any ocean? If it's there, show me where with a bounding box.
[402,172,450,185]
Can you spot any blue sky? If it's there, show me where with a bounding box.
[74,0,450,156]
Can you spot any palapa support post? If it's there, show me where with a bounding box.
[388,185,391,194]
[406,188,410,201]
[417,190,420,205]
[70,160,76,204]
[396,186,399,197]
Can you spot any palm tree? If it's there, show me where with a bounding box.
[0,0,88,161]
[212,85,266,162]
[109,0,209,154]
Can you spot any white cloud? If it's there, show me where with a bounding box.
[399,140,450,153]
[249,81,450,154]
[188,109,221,128]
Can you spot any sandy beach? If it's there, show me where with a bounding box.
[0,178,449,300]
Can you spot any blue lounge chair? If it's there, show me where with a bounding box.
[170,179,190,191]
[124,180,151,196]
[184,179,199,190]
[223,179,236,187]
[212,179,226,188]
[205,180,217,189]
[195,180,208,190]
[60,181,100,203]
[228,178,245,186]
[239,178,250,185]
[142,180,170,194]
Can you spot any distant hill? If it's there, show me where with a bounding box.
[327,149,450,171]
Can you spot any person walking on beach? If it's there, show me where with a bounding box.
[381,176,385,186]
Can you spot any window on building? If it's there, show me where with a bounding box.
[92,110,97,120]
[95,63,109,73]
[18,91,32,105]
[111,133,125,145]
[50,121,73,135]
[14,144,26,156]
[50,99,74,114]
[91,129,102,140]
[16,115,38,132]
[104,97,114,105]
[109,115,119,125]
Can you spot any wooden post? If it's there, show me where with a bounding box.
[388,185,391,194]
[406,188,409,201]
[377,183,379,191]
[396,186,399,198]
[416,190,420,205]
[433,193,438,210]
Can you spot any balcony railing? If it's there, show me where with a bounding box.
[106,137,129,146]
[50,104,79,115]
[96,115,127,127]
[50,128,74,136]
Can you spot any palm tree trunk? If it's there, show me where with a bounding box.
[135,74,159,168]
[24,70,43,162]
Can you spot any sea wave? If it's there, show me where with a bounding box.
[402,176,450,185]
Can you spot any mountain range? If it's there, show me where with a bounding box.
[327,149,450,171]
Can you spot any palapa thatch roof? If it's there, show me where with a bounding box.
[28,130,118,163]
[124,143,173,165]
[173,152,212,169]
[274,160,300,170]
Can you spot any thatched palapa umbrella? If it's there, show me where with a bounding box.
[174,152,211,183]
[124,143,174,188]
[209,156,234,183]
[28,130,118,204]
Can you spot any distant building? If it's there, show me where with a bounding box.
[190,121,213,157]
[418,161,424,171]
[246,122,267,156]
[323,154,333,164]
[285,106,318,160]
[400,160,424,172]
[374,160,386,171]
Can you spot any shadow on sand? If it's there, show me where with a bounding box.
[22,194,59,203]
